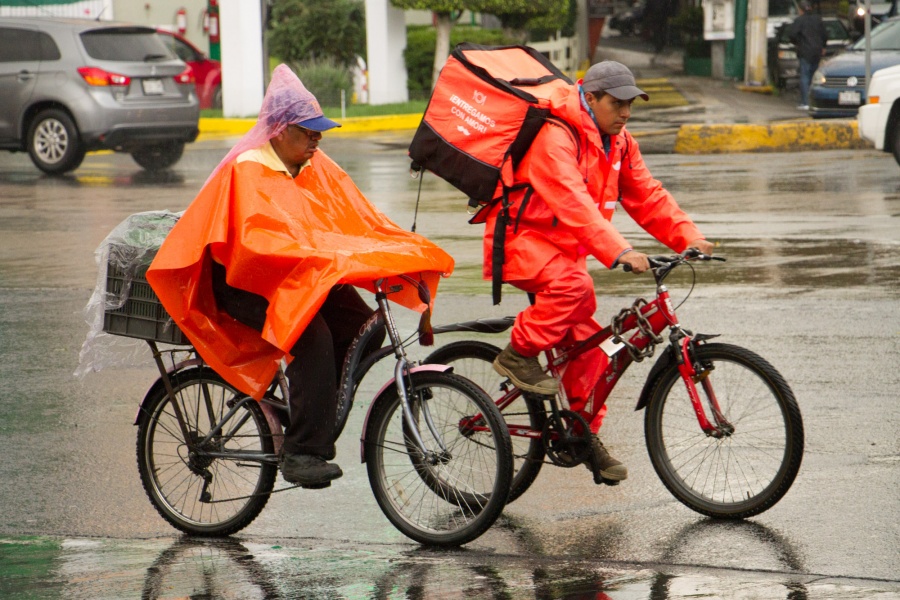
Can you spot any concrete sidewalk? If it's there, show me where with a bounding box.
[198,37,871,154]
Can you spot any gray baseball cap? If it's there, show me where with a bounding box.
[581,61,649,101]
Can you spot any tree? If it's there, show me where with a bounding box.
[390,0,564,89]
[267,0,366,67]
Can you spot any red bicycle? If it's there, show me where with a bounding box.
[424,250,804,519]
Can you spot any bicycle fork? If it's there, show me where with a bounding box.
[374,283,450,465]
[673,335,734,437]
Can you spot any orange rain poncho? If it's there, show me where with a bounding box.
[147,151,454,399]
[147,66,454,400]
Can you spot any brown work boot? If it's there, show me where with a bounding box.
[586,435,628,484]
[281,453,343,489]
[493,344,559,396]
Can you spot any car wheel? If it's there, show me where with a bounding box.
[212,85,223,110]
[26,109,86,175]
[131,142,185,171]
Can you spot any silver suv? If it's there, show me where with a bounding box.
[0,17,200,174]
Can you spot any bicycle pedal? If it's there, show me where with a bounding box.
[300,481,332,490]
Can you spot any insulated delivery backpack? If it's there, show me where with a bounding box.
[408,43,576,303]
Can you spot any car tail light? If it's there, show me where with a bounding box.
[77,67,131,87]
[174,66,195,85]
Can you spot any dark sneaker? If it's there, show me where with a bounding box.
[493,344,559,395]
[282,454,343,488]
[586,436,628,484]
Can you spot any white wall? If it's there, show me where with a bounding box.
[365,0,409,105]
[113,0,208,50]
[219,0,265,117]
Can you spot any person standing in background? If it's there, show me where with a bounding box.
[788,0,828,110]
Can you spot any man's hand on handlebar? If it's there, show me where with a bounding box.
[688,239,715,257]
[618,251,651,274]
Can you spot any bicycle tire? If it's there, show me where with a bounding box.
[644,343,804,519]
[424,341,546,503]
[136,367,278,536]
[364,371,513,546]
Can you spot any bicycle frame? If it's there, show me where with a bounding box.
[455,254,734,441]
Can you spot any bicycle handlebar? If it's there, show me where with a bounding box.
[620,248,726,275]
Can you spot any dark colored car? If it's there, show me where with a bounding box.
[809,16,900,118]
[0,17,199,174]
[770,17,853,89]
[156,29,222,110]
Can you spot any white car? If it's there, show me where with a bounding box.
[858,63,900,166]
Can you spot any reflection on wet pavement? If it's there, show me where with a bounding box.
[4,533,895,599]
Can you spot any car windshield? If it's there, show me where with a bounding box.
[824,20,848,40]
[769,0,797,16]
[81,28,176,62]
[850,19,900,50]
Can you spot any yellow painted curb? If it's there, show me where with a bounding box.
[198,114,423,141]
[674,120,870,153]
[197,117,255,141]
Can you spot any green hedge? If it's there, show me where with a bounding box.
[405,25,518,100]
[286,58,353,108]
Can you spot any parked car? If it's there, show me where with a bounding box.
[857,62,900,165]
[849,0,897,34]
[156,28,222,110]
[770,17,853,89]
[809,16,900,118]
[0,17,199,175]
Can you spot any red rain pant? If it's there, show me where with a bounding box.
[506,254,611,433]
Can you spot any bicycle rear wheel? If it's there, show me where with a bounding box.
[364,370,513,546]
[424,341,546,503]
[136,367,277,536]
[644,343,804,519]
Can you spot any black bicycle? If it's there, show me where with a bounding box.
[109,273,513,547]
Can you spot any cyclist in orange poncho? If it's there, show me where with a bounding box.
[147,65,454,487]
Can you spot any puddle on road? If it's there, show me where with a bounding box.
[1,536,894,599]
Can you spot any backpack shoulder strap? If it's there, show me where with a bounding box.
[543,115,582,161]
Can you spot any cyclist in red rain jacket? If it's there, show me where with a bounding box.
[485,61,714,484]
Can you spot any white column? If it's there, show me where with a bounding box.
[219,0,266,117]
[745,0,768,86]
[365,0,409,105]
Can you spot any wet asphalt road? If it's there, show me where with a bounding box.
[0,135,898,599]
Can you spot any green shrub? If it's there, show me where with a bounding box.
[287,58,353,108]
[405,25,518,100]
[267,0,365,67]
[671,6,710,58]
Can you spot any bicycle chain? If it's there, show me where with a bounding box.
[610,298,664,362]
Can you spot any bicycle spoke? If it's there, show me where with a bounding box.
[138,369,277,535]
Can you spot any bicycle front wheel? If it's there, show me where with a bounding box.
[424,341,546,503]
[364,371,513,546]
[136,368,278,536]
[644,343,804,519]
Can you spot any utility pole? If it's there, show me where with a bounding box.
[864,0,872,96]
[745,0,768,86]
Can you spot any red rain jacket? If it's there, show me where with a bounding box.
[482,83,703,282]
[147,151,454,399]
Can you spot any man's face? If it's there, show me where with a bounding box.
[586,92,635,136]
[275,124,322,166]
